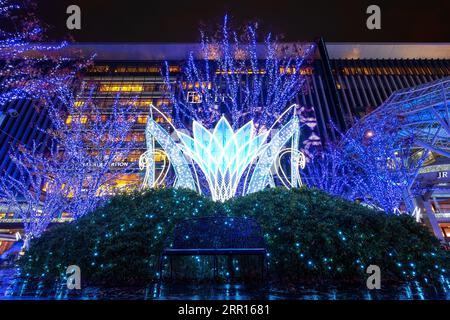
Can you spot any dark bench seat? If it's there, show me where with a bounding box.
[159,216,267,281]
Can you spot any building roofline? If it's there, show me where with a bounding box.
[59,42,450,60]
[326,42,450,59]
[5,42,450,61]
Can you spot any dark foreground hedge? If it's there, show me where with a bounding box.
[226,188,449,284]
[19,188,449,286]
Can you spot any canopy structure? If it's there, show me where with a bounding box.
[363,77,449,158]
[339,77,450,216]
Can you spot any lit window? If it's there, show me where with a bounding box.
[169,66,181,73]
[65,115,88,125]
[126,152,142,162]
[155,116,171,123]
[148,67,161,73]
[126,133,145,142]
[155,153,167,162]
[80,116,88,124]
[442,226,450,238]
[114,67,127,73]
[137,115,149,124]
[99,84,144,92]
[158,84,170,92]
[156,99,170,107]
[88,65,109,73]
[144,84,156,91]
[136,100,153,107]
[134,133,145,142]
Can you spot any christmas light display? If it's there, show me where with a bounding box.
[0,0,83,107]
[0,3,448,297]
[16,188,450,289]
[0,0,98,249]
[178,116,269,201]
[301,144,351,199]
[366,77,449,159]
[164,16,315,132]
[143,104,306,201]
[47,87,139,219]
[246,115,300,194]
[0,87,139,249]
[304,77,450,214]
[143,116,197,190]
[140,16,315,200]
[342,78,449,213]
[139,149,170,189]
[0,141,70,250]
[275,147,306,189]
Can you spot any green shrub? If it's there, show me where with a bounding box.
[19,188,218,286]
[18,187,449,287]
[225,188,449,284]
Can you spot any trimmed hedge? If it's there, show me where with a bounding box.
[226,188,449,284]
[19,187,449,287]
[19,188,217,286]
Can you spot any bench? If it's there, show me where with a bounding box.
[159,216,267,281]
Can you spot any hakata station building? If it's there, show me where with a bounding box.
[0,40,449,253]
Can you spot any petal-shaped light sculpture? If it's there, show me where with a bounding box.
[178,116,269,201]
[144,117,197,190]
[246,116,300,194]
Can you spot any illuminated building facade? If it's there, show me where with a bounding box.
[0,41,449,247]
[74,62,180,190]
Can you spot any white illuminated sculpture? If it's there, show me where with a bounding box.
[141,113,197,191]
[178,117,269,202]
[141,105,306,202]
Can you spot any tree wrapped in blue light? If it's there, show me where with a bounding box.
[0,139,71,251]
[46,86,140,219]
[0,0,84,106]
[305,110,428,215]
[150,16,316,199]
[341,113,427,214]
[301,144,352,199]
[164,15,315,132]
[0,86,139,250]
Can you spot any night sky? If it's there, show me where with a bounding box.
[36,0,449,42]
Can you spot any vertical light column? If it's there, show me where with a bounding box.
[423,200,445,241]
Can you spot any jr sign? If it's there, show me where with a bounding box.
[438,171,449,179]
